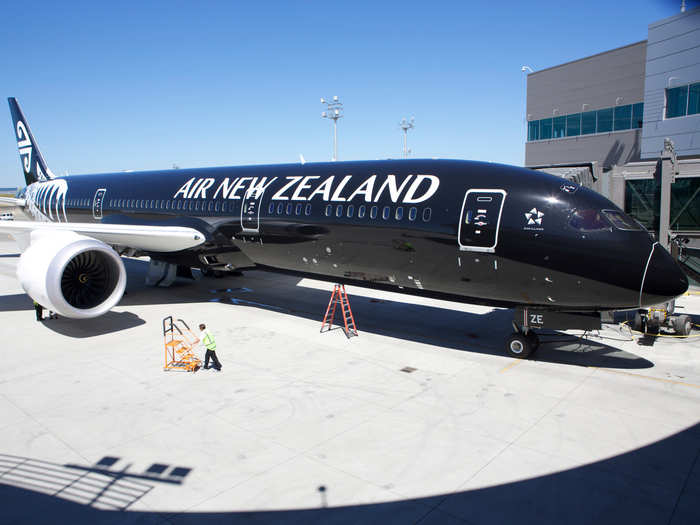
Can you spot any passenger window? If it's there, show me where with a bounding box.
[395,207,403,220]
[409,207,417,221]
[177,201,182,210]
[194,201,199,211]
[165,201,170,210]
[295,203,302,215]
[370,206,378,219]
[305,204,311,216]
[215,202,220,212]
[277,202,284,214]
[189,201,194,211]
[347,204,354,218]
[160,200,165,209]
[382,206,390,220]
[150,200,155,208]
[336,205,343,217]
[286,203,293,215]
[325,204,332,216]
[208,201,214,212]
[422,207,432,222]
[358,205,366,218]
[268,202,275,214]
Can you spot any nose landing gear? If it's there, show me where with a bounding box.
[506,307,602,358]
[506,329,540,359]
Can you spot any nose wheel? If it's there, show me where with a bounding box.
[506,330,539,359]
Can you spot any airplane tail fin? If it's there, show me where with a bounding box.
[7,97,55,185]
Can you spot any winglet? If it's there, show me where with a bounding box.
[7,98,55,185]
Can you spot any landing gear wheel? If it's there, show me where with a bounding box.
[673,315,692,337]
[506,333,532,359]
[526,332,540,352]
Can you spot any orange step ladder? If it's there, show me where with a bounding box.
[163,316,202,372]
[320,284,358,338]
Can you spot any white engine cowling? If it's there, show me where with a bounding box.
[17,230,127,319]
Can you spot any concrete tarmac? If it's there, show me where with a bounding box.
[0,234,699,524]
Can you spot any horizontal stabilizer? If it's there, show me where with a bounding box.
[0,197,25,207]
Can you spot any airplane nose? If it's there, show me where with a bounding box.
[639,244,689,307]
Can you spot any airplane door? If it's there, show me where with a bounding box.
[240,186,263,233]
[93,188,106,220]
[458,189,506,252]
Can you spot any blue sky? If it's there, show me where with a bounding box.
[0,0,696,186]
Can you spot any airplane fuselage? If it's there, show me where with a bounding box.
[15,159,687,311]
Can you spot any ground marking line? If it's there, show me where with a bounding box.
[499,359,524,373]
[590,367,700,389]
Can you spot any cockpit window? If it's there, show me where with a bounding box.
[568,209,611,231]
[602,210,644,231]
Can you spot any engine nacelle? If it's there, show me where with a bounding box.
[17,230,126,319]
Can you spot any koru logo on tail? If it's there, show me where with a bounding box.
[16,121,32,174]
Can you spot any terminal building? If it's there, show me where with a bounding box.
[524,6,700,283]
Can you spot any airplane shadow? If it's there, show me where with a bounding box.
[1,422,699,524]
[0,257,662,368]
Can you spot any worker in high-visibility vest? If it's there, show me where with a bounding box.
[199,323,222,371]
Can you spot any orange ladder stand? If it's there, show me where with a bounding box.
[163,316,202,372]
[320,284,358,338]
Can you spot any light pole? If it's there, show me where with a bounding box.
[521,65,534,165]
[399,117,415,158]
[321,96,343,161]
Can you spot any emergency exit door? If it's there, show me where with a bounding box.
[458,189,506,252]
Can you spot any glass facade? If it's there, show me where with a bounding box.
[666,82,700,119]
[632,102,644,128]
[566,113,580,136]
[625,178,700,232]
[614,104,632,131]
[666,86,688,118]
[527,104,643,141]
[540,118,552,139]
[597,108,613,132]
[581,111,596,135]
[553,116,566,138]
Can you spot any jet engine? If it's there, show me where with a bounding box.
[17,231,126,319]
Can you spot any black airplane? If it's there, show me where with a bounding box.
[0,98,689,357]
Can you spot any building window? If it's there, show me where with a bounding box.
[632,103,644,128]
[597,108,613,132]
[666,86,688,118]
[528,121,539,141]
[566,113,580,137]
[539,118,552,139]
[581,111,596,135]
[689,83,700,115]
[552,116,566,138]
[613,104,631,131]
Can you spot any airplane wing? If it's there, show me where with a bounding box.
[0,221,205,252]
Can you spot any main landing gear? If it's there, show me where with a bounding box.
[506,307,602,359]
